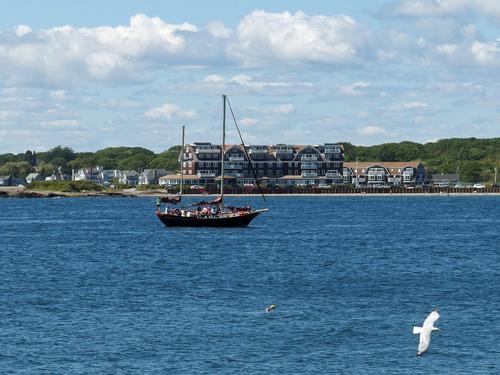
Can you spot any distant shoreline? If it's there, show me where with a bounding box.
[1,187,499,198]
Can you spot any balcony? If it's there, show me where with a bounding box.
[226,172,245,178]
[195,148,220,153]
[300,155,318,161]
[224,163,243,169]
[248,148,268,154]
[301,162,318,170]
[197,171,216,177]
[326,171,340,178]
[229,155,245,161]
[325,148,341,154]
[301,171,317,177]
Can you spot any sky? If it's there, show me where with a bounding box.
[1,0,500,153]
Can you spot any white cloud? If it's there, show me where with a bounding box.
[228,10,369,66]
[206,22,232,39]
[436,43,459,56]
[401,101,428,109]
[196,74,312,95]
[244,103,296,115]
[337,81,370,96]
[0,14,202,85]
[388,0,500,20]
[1,7,500,91]
[103,99,141,109]
[272,104,296,114]
[357,126,385,135]
[40,119,80,129]
[0,110,22,121]
[229,74,311,90]
[50,90,66,100]
[144,102,197,120]
[470,40,500,66]
[202,74,225,83]
[240,118,258,126]
[15,25,32,36]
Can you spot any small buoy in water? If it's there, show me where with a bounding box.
[266,304,276,312]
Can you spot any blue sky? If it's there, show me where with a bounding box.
[1,0,500,153]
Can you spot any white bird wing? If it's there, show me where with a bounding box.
[417,311,439,355]
[422,311,440,329]
[418,330,431,354]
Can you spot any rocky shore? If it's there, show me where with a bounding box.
[1,186,499,198]
[0,187,143,198]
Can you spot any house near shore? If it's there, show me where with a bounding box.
[26,172,43,184]
[45,169,70,181]
[100,169,121,183]
[159,174,201,187]
[0,175,25,186]
[432,173,459,187]
[138,169,170,185]
[73,167,104,183]
[119,171,139,186]
[343,161,427,187]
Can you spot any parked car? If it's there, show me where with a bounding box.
[473,183,485,189]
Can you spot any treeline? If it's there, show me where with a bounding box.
[0,145,181,178]
[0,137,499,182]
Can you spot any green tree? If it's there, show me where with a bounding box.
[0,162,33,178]
[148,146,182,171]
[38,146,76,164]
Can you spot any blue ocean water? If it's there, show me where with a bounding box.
[0,196,499,374]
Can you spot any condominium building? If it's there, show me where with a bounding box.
[177,142,345,186]
[343,161,427,186]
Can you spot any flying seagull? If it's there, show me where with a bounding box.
[413,309,440,356]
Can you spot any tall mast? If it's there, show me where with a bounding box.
[180,125,185,197]
[220,95,226,204]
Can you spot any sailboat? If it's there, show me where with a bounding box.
[156,95,268,227]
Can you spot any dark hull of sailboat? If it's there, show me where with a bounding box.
[156,209,267,227]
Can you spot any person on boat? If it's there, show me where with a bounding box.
[156,197,161,211]
[165,206,169,214]
[211,206,217,217]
